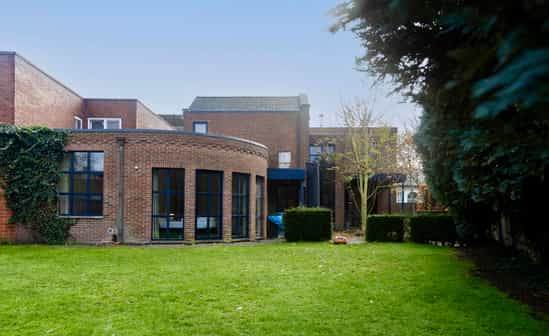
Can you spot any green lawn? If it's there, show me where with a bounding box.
[0,243,546,335]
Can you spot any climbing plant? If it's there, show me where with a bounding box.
[0,125,73,244]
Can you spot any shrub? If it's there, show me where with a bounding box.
[0,125,73,244]
[409,214,457,243]
[284,207,332,242]
[366,215,406,242]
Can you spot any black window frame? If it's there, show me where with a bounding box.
[151,168,185,241]
[232,173,250,239]
[195,170,223,240]
[255,176,265,239]
[193,121,208,134]
[58,151,104,217]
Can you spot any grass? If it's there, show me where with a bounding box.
[0,243,547,335]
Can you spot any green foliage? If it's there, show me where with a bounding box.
[409,214,457,243]
[0,125,72,243]
[332,1,549,250]
[283,207,332,242]
[366,215,405,242]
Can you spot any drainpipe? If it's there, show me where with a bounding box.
[116,137,126,243]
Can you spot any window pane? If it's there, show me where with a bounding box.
[169,193,184,218]
[170,169,185,191]
[196,194,208,217]
[325,144,336,154]
[209,217,219,234]
[72,195,88,216]
[61,153,71,171]
[209,173,221,193]
[73,174,87,193]
[88,195,102,216]
[153,193,168,215]
[58,195,70,215]
[194,122,207,134]
[58,174,70,193]
[90,152,104,171]
[152,217,166,240]
[74,152,88,171]
[310,145,322,155]
[88,174,103,193]
[157,169,169,192]
[90,120,105,129]
[210,196,221,216]
[74,118,82,129]
[106,120,121,129]
[197,173,208,193]
[279,152,291,168]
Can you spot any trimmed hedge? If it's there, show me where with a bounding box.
[409,214,457,243]
[366,215,406,242]
[284,207,332,242]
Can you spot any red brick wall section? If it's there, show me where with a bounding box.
[0,187,15,242]
[84,99,137,129]
[184,111,305,168]
[0,54,15,124]
[14,55,84,128]
[65,130,268,244]
[135,101,173,130]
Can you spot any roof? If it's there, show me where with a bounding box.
[187,95,309,113]
[158,114,184,130]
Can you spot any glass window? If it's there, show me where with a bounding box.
[88,118,122,129]
[255,176,265,239]
[232,173,250,239]
[195,170,223,240]
[58,152,104,217]
[89,119,105,129]
[278,151,291,168]
[309,145,322,162]
[193,122,208,134]
[74,117,83,129]
[325,143,336,154]
[152,168,185,240]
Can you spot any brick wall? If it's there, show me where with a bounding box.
[135,101,173,129]
[0,53,15,124]
[85,99,137,129]
[14,55,84,128]
[0,187,15,241]
[184,111,307,168]
[65,130,268,244]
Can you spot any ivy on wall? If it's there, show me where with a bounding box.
[0,125,73,243]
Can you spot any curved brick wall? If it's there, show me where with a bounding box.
[0,130,268,244]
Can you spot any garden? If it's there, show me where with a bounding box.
[0,242,547,336]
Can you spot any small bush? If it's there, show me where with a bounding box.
[409,214,457,243]
[284,207,332,242]
[366,215,406,242]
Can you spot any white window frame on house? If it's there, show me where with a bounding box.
[88,117,122,130]
[73,116,83,129]
[193,121,208,134]
[278,151,292,168]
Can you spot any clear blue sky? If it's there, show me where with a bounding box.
[1,0,420,128]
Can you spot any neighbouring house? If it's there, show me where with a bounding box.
[0,51,398,244]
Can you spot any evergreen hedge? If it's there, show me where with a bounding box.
[409,214,457,243]
[366,215,406,242]
[284,207,332,242]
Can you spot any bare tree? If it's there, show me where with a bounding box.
[335,99,398,234]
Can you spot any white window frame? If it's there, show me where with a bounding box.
[73,116,83,129]
[87,117,122,130]
[278,151,292,169]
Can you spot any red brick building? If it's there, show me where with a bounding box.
[0,51,398,243]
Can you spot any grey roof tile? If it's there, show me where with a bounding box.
[188,96,306,112]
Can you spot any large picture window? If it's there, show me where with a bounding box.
[255,176,265,239]
[232,173,249,239]
[58,151,104,217]
[196,170,223,240]
[152,169,185,240]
